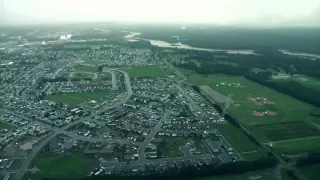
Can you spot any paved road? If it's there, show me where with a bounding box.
[102,70,117,89]
[138,111,169,161]
[12,67,134,180]
[98,68,133,114]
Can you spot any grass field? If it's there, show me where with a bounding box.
[126,66,165,78]
[74,65,97,73]
[271,137,320,155]
[44,91,109,105]
[197,169,275,180]
[180,69,320,155]
[215,123,266,160]
[0,120,16,130]
[158,137,186,158]
[299,164,320,180]
[23,152,99,180]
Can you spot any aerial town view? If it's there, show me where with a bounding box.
[1,1,320,180]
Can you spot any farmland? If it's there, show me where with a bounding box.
[254,121,320,142]
[180,69,320,155]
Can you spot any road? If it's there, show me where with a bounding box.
[102,69,117,89]
[138,111,169,161]
[12,68,134,180]
[101,154,213,167]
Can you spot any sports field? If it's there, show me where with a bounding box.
[126,66,165,78]
[44,91,109,105]
[23,152,99,180]
[181,70,320,155]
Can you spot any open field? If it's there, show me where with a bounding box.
[299,164,320,180]
[180,69,320,155]
[126,66,165,78]
[215,123,266,160]
[271,137,320,155]
[73,65,97,73]
[23,152,99,180]
[0,120,16,130]
[254,121,320,142]
[44,91,109,105]
[197,169,275,180]
[158,137,186,158]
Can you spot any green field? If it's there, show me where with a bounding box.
[44,91,109,105]
[299,164,320,180]
[215,123,267,160]
[180,69,320,155]
[197,169,275,180]
[74,65,97,73]
[23,152,99,180]
[126,66,165,77]
[0,120,16,130]
[158,137,186,158]
[271,137,320,155]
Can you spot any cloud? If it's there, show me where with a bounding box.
[1,0,320,26]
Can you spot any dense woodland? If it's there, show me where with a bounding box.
[138,27,320,54]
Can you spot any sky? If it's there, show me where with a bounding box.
[1,0,320,26]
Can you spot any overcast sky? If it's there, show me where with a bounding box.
[1,0,320,26]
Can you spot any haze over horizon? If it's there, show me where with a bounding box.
[1,0,320,27]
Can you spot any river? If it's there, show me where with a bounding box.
[279,50,320,60]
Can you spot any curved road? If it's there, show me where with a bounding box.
[13,68,133,180]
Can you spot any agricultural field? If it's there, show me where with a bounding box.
[23,152,99,180]
[254,121,320,142]
[126,66,165,78]
[180,70,320,155]
[299,164,320,180]
[44,91,109,105]
[0,120,16,130]
[197,169,275,180]
[271,137,320,155]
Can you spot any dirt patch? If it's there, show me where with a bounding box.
[254,102,263,105]
[266,110,277,116]
[247,97,255,101]
[253,111,264,117]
